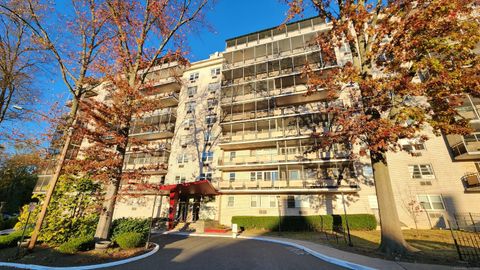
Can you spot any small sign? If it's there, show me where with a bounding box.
[28,203,37,212]
[232,223,238,233]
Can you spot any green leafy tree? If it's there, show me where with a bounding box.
[15,175,100,244]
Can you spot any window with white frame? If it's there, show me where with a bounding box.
[202,151,213,162]
[417,195,445,210]
[204,131,212,143]
[186,101,196,113]
[250,195,277,208]
[205,115,217,125]
[211,67,221,78]
[408,164,435,179]
[251,195,258,207]
[177,153,188,164]
[207,98,217,108]
[229,172,235,182]
[187,86,197,97]
[227,196,234,207]
[402,143,425,152]
[294,195,310,208]
[289,170,301,180]
[189,72,199,81]
[208,82,220,93]
[175,175,186,184]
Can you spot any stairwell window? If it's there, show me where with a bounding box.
[417,195,445,211]
[408,164,435,179]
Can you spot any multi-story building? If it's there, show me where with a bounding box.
[35,16,480,230]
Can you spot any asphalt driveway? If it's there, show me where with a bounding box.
[111,234,348,270]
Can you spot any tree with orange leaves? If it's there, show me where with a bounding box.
[72,0,210,241]
[285,0,480,256]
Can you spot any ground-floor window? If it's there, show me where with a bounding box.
[227,196,234,207]
[417,194,445,210]
[287,196,295,208]
[250,195,277,208]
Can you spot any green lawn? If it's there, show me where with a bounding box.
[242,229,477,266]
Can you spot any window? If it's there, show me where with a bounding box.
[402,143,426,152]
[250,195,276,208]
[289,170,300,180]
[186,101,196,113]
[269,196,277,208]
[417,195,445,211]
[229,152,236,161]
[408,164,435,179]
[204,131,212,143]
[208,82,220,93]
[227,196,234,207]
[211,67,221,78]
[189,72,199,81]
[251,195,258,207]
[175,175,186,184]
[202,151,213,162]
[229,172,236,182]
[207,98,217,108]
[187,86,197,97]
[287,196,296,208]
[177,153,188,164]
[294,195,310,208]
[205,115,217,125]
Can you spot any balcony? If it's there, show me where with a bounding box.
[212,178,359,194]
[222,104,325,124]
[220,131,312,150]
[129,123,175,140]
[123,155,169,175]
[217,152,350,170]
[145,92,179,108]
[461,173,480,193]
[447,132,480,161]
[141,77,181,95]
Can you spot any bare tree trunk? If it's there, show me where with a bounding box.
[94,177,121,240]
[371,151,417,256]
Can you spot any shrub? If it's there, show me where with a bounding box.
[57,236,95,254]
[111,218,150,240]
[114,232,145,249]
[0,230,25,249]
[231,214,376,231]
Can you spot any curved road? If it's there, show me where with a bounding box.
[111,234,347,270]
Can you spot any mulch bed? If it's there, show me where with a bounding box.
[0,243,152,267]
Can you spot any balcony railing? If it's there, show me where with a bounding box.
[462,173,480,192]
[212,178,359,192]
[218,151,350,168]
[450,134,480,160]
[141,77,181,94]
[222,104,324,123]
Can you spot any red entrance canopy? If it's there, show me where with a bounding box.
[159,180,218,196]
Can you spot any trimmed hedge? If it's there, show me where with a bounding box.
[115,232,145,249]
[231,214,376,231]
[0,230,24,249]
[57,236,95,254]
[111,218,150,240]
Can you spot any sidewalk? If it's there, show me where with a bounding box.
[162,231,479,270]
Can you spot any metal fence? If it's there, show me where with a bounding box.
[448,213,480,264]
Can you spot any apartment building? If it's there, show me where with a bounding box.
[35,16,480,230]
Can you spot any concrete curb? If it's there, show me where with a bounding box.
[164,231,376,270]
[0,243,159,270]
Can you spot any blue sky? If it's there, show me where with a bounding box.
[1,0,316,150]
